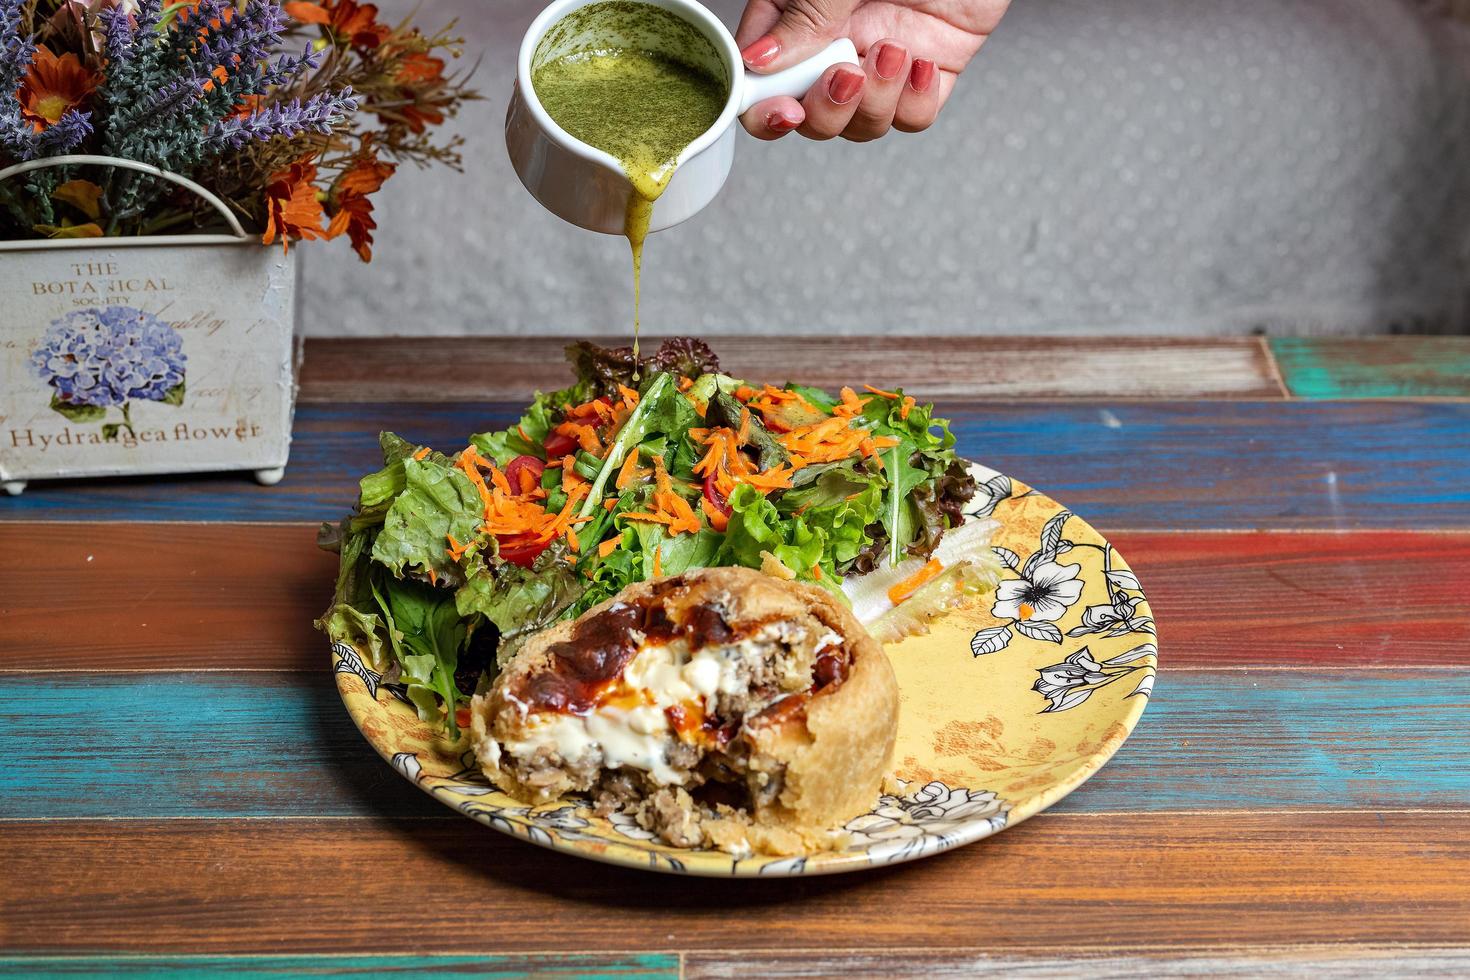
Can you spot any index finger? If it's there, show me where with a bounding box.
[735,0,781,48]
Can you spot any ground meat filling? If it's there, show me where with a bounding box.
[493,579,857,848]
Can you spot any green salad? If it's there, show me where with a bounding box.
[317,339,983,736]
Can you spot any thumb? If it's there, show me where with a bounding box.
[737,0,861,73]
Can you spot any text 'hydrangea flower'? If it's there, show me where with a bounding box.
[30,307,186,409]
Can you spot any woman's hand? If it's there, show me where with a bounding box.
[737,0,1009,141]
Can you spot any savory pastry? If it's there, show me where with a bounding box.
[469,566,899,855]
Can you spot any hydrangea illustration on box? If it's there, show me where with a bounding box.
[0,0,473,494]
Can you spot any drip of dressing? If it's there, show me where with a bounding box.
[532,3,727,361]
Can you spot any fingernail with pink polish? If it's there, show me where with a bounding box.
[741,35,780,68]
[829,68,864,105]
[910,59,935,94]
[876,43,905,80]
[765,110,798,133]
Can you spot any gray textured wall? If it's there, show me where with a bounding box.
[300,0,1470,337]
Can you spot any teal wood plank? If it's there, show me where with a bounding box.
[0,954,677,978]
[2,671,1468,818]
[3,400,1470,528]
[1270,337,1470,398]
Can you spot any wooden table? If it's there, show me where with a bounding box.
[4,336,1469,977]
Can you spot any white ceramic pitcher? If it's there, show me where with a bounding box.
[507,0,858,236]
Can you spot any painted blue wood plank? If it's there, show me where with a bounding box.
[2,400,1468,528]
[1,671,1466,818]
[0,953,678,978]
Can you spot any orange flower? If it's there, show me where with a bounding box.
[232,94,266,119]
[326,151,396,262]
[261,157,329,253]
[285,0,390,50]
[395,51,446,85]
[17,47,99,131]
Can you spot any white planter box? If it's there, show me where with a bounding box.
[0,156,299,495]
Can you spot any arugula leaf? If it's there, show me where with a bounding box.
[371,575,467,736]
[578,372,696,517]
[786,383,839,413]
[371,457,485,585]
[705,389,788,470]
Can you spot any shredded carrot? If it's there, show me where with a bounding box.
[899,395,916,420]
[488,464,513,496]
[652,547,663,577]
[517,424,531,443]
[864,384,901,400]
[737,408,751,446]
[692,399,706,418]
[888,559,944,605]
[561,455,587,495]
[604,497,617,511]
[565,526,580,553]
[554,420,603,455]
[833,386,867,418]
[598,533,623,558]
[516,467,538,496]
[740,464,797,492]
[700,496,729,532]
[427,567,438,586]
[652,454,673,495]
[811,564,823,580]
[617,384,640,405]
[677,376,694,392]
[616,450,645,490]
[412,446,430,461]
[446,532,469,561]
[734,385,756,402]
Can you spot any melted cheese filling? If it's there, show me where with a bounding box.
[502,638,764,785]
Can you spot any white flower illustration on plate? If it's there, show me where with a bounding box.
[1033,643,1157,712]
[607,811,658,841]
[991,560,1084,623]
[846,780,1010,863]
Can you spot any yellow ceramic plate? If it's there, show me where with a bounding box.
[331,462,1158,876]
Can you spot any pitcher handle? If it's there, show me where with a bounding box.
[739,39,861,113]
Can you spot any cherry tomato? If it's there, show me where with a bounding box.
[496,534,551,568]
[543,430,577,458]
[702,473,732,516]
[504,454,545,496]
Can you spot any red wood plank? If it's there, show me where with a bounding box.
[1110,530,1470,668]
[4,526,1467,670]
[2,813,1466,953]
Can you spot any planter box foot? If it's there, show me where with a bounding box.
[3,480,26,496]
[254,467,286,486]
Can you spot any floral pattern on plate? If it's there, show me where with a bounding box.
[330,462,1158,876]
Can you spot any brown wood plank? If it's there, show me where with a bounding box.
[2,813,1466,953]
[0,523,335,670]
[298,336,1286,402]
[5,524,1466,670]
[685,947,1470,979]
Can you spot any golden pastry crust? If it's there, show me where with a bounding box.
[469,566,899,852]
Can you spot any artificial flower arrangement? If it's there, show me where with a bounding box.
[0,0,474,259]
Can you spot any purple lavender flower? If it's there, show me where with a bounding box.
[31,307,186,409]
[205,88,357,149]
